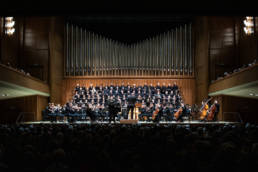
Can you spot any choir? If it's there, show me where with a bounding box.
[44,82,192,122]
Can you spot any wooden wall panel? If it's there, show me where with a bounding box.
[0,17,51,82]
[217,95,258,122]
[208,16,237,82]
[37,95,48,121]
[0,96,37,123]
[0,95,48,123]
[22,17,50,81]
[61,78,195,106]
[208,16,258,82]
[49,17,64,104]
[194,16,209,105]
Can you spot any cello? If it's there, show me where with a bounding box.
[174,107,183,121]
[152,104,160,120]
[199,98,212,120]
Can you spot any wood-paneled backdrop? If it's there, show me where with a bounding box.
[0,95,48,123]
[62,77,195,106]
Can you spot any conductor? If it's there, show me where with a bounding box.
[107,100,121,123]
[127,94,137,119]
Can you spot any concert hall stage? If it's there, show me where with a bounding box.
[22,120,239,126]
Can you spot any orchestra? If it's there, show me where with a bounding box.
[44,83,219,123]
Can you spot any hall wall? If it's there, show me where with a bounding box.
[0,95,48,123]
[214,95,258,122]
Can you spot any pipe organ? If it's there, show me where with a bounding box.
[65,23,193,76]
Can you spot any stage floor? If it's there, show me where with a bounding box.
[22,120,239,125]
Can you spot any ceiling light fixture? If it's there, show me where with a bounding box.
[5,16,15,36]
[243,16,254,35]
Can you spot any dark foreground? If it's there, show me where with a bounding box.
[0,123,258,172]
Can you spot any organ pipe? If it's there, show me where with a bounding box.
[65,23,193,77]
[189,23,192,74]
[184,24,187,74]
[66,23,68,76]
[180,26,183,74]
[75,26,77,75]
[71,25,74,75]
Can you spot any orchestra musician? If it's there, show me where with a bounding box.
[46,82,184,123]
[213,100,220,121]
[199,98,213,121]
[207,100,220,121]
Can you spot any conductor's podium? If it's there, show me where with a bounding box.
[120,119,138,124]
[120,103,141,124]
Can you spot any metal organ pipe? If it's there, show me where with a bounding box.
[180,26,183,74]
[80,27,82,75]
[65,23,193,77]
[84,29,86,75]
[75,26,78,75]
[184,24,187,74]
[189,23,192,74]
[66,23,69,76]
[71,24,74,75]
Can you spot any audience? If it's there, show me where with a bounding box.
[0,123,258,172]
[0,61,31,77]
[212,59,257,83]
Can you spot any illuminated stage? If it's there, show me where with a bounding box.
[22,120,239,125]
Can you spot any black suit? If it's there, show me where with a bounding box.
[127,95,137,119]
[214,103,220,121]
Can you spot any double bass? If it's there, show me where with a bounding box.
[199,98,212,120]
[206,102,216,121]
